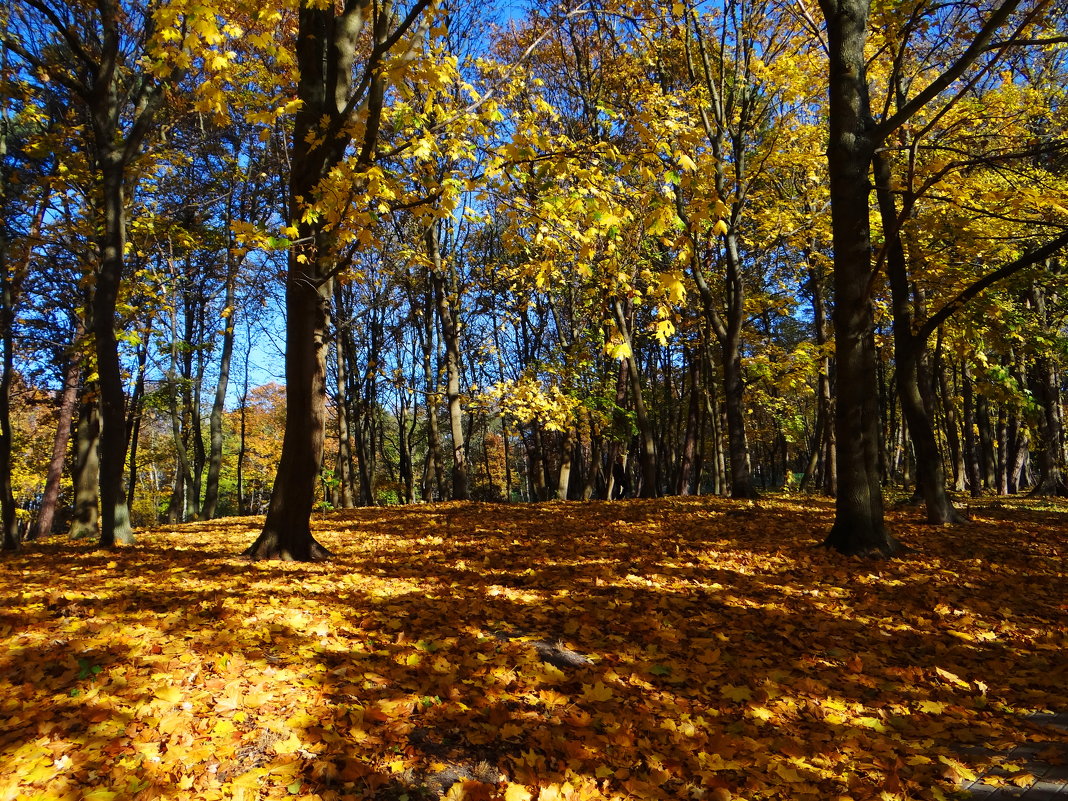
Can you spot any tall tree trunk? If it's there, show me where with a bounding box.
[676,348,702,495]
[33,346,82,539]
[203,272,238,519]
[875,150,964,525]
[421,279,444,502]
[961,360,981,497]
[94,153,133,546]
[332,283,355,508]
[124,317,151,519]
[69,387,101,540]
[1027,281,1067,495]
[612,299,658,497]
[428,226,468,501]
[243,0,433,557]
[935,343,967,492]
[0,260,18,551]
[818,0,899,555]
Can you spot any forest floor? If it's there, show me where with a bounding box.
[1,495,1066,801]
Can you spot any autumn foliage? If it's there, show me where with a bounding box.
[2,497,1065,800]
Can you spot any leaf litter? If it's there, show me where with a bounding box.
[1,496,1065,801]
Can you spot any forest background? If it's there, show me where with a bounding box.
[1,0,1067,558]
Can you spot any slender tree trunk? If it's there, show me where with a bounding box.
[961,360,981,497]
[0,266,18,551]
[612,300,658,497]
[427,226,468,501]
[124,317,151,518]
[676,348,702,495]
[420,278,444,501]
[819,0,899,555]
[332,283,355,508]
[33,347,82,539]
[557,428,574,500]
[875,151,964,525]
[203,272,238,519]
[936,345,966,492]
[1027,282,1067,495]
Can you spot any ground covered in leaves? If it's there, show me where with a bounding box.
[1,496,1066,801]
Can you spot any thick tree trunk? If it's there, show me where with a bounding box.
[819,0,900,556]
[243,260,334,560]
[69,388,101,540]
[94,155,133,546]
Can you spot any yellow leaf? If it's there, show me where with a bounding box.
[581,680,613,702]
[505,783,533,801]
[272,732,302,755]
[917,700,948,713]
[155,685,183,704]
[713,219,729,237]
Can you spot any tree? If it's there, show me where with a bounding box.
[817,0,1062,554]
[243,0,437,560]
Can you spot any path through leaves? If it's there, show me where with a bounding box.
[2,497,1065,800]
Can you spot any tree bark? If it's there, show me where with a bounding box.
[427,226,469,501]
[676,348,702,495]
[612,299,658,497]
[69,387,101,540]
[33,345,82,540]
[203,271,237,519]
[818,0,900,556]
[875,150,965,525]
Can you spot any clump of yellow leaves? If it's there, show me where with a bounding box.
[1,498,1065,801]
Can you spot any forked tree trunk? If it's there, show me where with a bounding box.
[875,150,965,525]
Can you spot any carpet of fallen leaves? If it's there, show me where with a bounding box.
[2,496,1066,801]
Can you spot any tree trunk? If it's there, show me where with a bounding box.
[428,226,469,501]
[819,0,900,555]
[0,263,18,551]
[612,300,657,497]
[935,345,967,492]
[33,346,82,539]
[94,153,134,546]
[676,348,702,495]
[203,272,237,519]
[875,150,964,525]
[69,387,101,540]
[124,317,151,519]
[332,283,356,508]
[1027,282,1067,495]
[961,360,981,497]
